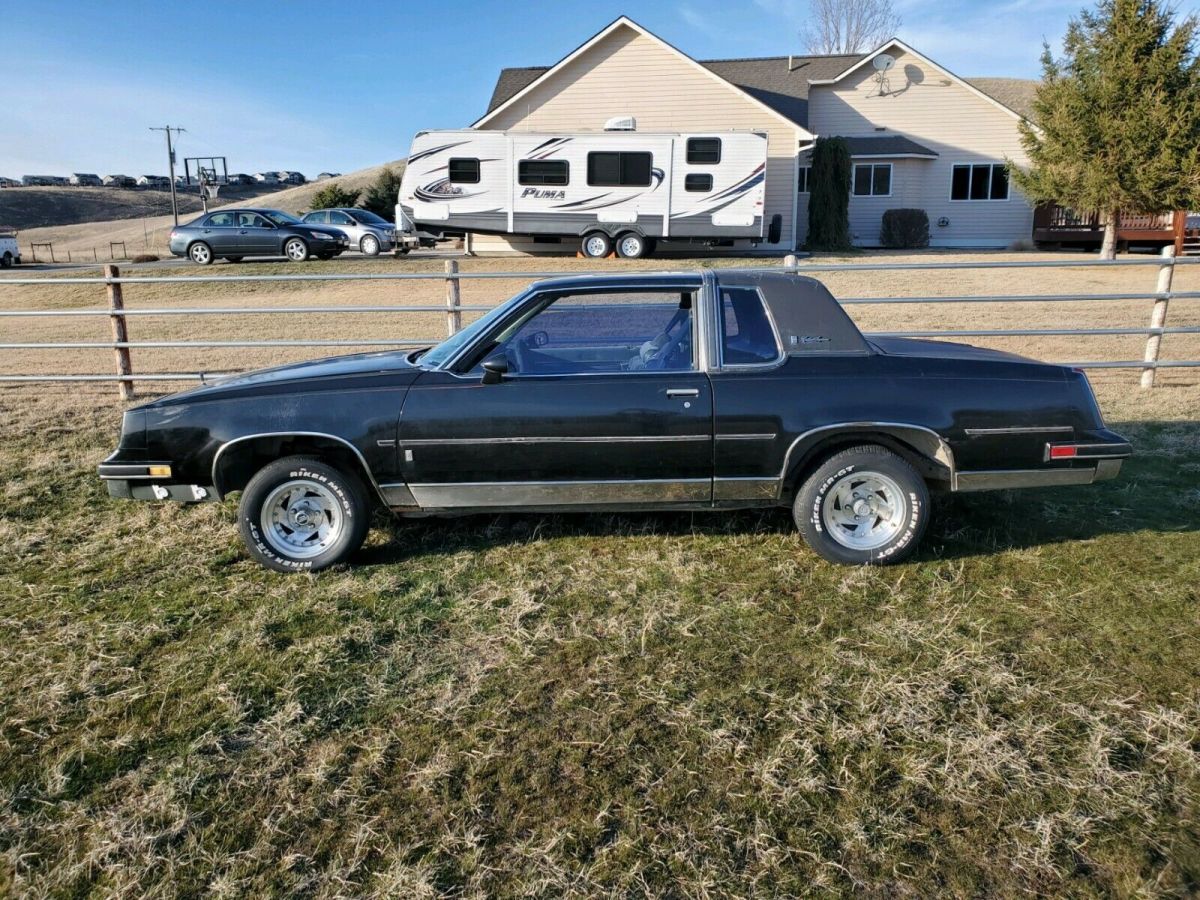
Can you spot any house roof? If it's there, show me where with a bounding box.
[840,135,938,158]
[486,52,1039,129]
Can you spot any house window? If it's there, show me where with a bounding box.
[448,158,480,184]
[852,163,891,197]
[518,160,569,186]
[686,138,721,164]
[587,152,653,187]
[951,163,1009,201]
[797,166,811,194]
[684,173,713,192]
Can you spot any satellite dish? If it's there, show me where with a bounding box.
[872,53,896,72]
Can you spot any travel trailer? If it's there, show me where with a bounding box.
[395,128,772,258]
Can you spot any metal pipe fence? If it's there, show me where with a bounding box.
[1,251,1197,397]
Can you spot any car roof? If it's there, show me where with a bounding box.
[528,272,704,292]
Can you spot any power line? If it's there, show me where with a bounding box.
[149,126,185,226]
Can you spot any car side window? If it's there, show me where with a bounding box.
[328,211,353,225]
[467,290,697,376]
[237,212,268,227]
[306,211,328,224]
[720,287,779,365]
[206,212,235,227]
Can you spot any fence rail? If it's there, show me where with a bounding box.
[1,251,1198,397]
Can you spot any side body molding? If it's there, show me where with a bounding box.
[778,421,956,494]
[211,431,390,504]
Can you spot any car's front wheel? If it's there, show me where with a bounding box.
[284,237,309,262]
[360,234,381,256]
[189,242,213,265]
[794,445,929,565]
[238,456,371,573]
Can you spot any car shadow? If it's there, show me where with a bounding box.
[355,420,1198,567]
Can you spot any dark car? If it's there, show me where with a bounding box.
[167,208,350,265]
[99,271,1131,572]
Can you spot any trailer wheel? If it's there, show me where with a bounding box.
[581,232,612,259]
[616,232,647,259]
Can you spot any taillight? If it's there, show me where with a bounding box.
[1047,445,1077,459]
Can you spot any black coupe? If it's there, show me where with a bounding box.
[99,271,1131,571]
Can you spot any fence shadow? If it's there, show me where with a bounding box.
[356,419,1198,568]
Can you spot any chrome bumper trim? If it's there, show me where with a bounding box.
[953,461,1123,492]
[408,478,711,508]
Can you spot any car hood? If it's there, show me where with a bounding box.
[302,224,348,237]
[142,350,426,407]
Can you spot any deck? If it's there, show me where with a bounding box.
[1033,206,1197,254]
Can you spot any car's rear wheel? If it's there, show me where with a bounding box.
[284,237,309,262]
[189,242,213,265]
[238,456,371,573]
[360,234,381,256]
[794,445,929,565]
[616,232,647,259]
[581,231,611,258]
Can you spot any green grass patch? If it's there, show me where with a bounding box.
[1,399,1197,895]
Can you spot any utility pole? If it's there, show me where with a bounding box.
[149,126,185,225]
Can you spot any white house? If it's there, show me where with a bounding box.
[473,17,1039,252]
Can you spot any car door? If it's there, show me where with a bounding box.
[397,283,714,509]
[326,210,358,244]
[198,211,237,253]
[236,212,277,255]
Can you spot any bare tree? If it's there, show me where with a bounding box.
[802,0,901,54]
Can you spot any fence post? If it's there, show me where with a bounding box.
[1140,245,1175,389]
[445,259,462,336]
[105,264,134,400]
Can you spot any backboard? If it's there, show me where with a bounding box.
[183,156,229,186]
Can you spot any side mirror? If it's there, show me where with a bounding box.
[481,355,509,385]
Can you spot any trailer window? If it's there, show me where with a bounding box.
[686,138,721,164]
[448,158,480,184]
[684,173,712,192]
[587,152,653,187]
[518,160,569,186]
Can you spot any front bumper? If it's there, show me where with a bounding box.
[99,460,215,502]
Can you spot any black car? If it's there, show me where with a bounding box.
[99,271,1131,571]
[167,208,350,264]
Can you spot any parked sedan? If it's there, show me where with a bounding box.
[98,270,1131,572]
[301,208,397,256]
[168,208,350,265]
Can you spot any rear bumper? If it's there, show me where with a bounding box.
[954,439,1130,492]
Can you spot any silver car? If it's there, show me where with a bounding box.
[301,208,396,256]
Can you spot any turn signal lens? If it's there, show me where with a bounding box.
[147,465,173,477]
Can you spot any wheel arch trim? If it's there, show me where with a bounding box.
[211,431,388,504]
[778,421,955,496]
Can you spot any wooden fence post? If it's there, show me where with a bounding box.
[445,259,462,336]
[105,264,134,399]
[1140,246,1175,389]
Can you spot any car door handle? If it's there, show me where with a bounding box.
[666,388,699,398]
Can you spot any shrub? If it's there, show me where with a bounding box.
[1008,238,1037,252]
[806,137,852,251]
[309,182,361,210]
[879,209,930,249]
[361,166,404,219]
[130,253,159,263]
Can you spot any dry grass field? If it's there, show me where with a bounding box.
[1,251,1198,896]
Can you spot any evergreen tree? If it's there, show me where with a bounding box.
[806,137,853,251]
[309,182,361,210]
[1012,0,1200,258]
[361,167,405,219]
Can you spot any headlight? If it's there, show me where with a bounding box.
[311,232,335,240]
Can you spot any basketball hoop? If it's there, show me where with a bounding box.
[203,183,221,201]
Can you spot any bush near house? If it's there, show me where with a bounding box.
[880,209,930,249]
[806,137,853,251]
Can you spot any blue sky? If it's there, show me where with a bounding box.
[3,0,1196,178]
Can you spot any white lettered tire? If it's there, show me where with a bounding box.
[794,445,928,565]
[238,456,371,573]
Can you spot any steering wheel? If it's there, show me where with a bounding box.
[644,311,690,370]
[508,330,549,374]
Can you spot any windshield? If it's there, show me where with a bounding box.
[352,209,390,225]
[419,290,530,369]
[262,210,301,226]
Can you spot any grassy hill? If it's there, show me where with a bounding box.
[6,159,407,258]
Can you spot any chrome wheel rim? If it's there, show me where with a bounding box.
[619,235,642,257]
[191,244,210,263]
[362,235,378,254]
[821,470,906,550]
[584,235,607,257]
[260,479,342,559]
[286,240,307,261]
